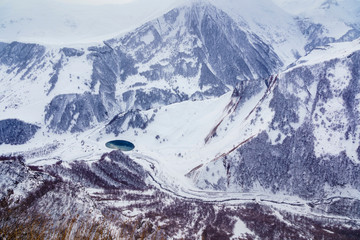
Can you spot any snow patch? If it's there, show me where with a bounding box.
[232,218,255,239]
[141,31,155,45]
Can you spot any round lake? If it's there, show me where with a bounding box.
[105,140,135,151]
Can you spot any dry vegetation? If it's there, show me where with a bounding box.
[0,209,166,240]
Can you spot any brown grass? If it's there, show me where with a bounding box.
[0,208,166,240]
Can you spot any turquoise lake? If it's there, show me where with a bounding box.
[105,140,135,151]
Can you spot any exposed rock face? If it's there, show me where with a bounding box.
[45,93,108,133]
[121,88,188,111]
[106,109,154,136]
[61,47,84,57]
[0,42,46,78]
[0,119,40,145]
[87,45,138,115]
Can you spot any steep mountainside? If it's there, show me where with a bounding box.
[192,39,360,210]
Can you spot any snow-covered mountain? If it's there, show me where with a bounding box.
[1,0,360,238]
[273,0,360,52]
[192,39,360,202]
[0,1,282,135]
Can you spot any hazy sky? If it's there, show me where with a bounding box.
[0,0,186,44]
[0,0,135,5]
[56,0,135,5]
[0,0,358,44]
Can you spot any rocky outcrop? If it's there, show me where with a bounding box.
[45,93,108,133]
[0,42,46,78]
[61,47,84,57]
[297,18,360,53]
[106,109,154,136]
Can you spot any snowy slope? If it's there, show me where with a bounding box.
[0,44,94,125]
[291,37,360,67]
[208,0,307,65]
[191,38,360,201]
